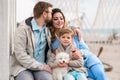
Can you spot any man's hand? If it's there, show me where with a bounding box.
[43,64,52,73]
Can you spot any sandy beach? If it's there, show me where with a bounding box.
[86,42,120,80]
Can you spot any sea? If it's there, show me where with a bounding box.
[81,29,120,37]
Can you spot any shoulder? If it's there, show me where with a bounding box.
[17,17,33,31]
[17,18,33,31]
[51,37,60,50]
[15,22,33,39]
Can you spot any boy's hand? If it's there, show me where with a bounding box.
[56,62,68,67]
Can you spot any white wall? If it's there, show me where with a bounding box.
[0,0,16,80]
[0,0,9,79]
[16,0,38,23]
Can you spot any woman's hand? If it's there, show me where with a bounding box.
[71,47,82,60]
[73,28,82,41]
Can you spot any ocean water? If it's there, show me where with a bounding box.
[81,29,120,36]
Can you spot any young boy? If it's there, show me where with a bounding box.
[48,27,87,80]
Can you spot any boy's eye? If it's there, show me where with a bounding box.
[62,36,65,38]
[67,37,70,39]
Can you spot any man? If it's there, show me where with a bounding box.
[10,1,53,80]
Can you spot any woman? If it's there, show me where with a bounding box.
[48,8,108,80]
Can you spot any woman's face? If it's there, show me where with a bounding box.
[52,12,65,29]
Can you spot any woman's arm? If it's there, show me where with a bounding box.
[70,26,82,41]
[73,35,89,50]
[73,28,82,41]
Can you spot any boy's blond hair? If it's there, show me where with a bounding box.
[59,28,74,38]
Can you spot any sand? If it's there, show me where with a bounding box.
[86,43,120,80]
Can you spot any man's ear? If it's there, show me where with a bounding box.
[42,11,47,18]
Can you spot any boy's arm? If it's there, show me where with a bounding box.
[68,47,84,67]
[68,57,84,67]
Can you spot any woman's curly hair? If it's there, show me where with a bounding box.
[47,8,68,42]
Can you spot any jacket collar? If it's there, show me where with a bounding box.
[25,17,33,30]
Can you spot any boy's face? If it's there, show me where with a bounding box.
[59,33,72,47]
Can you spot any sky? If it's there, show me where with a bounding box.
[16,0,120,36]
[16,0,99,27]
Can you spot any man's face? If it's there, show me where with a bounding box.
[45,7,52,23]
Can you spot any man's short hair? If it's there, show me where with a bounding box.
[33,1,53,19]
